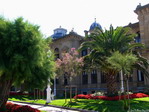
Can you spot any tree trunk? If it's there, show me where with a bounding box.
[106,73,117,95]
[0,78,12,111]
[69,77,72,102]
[126,77,130,110]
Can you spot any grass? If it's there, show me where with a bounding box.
[8,95,149,112]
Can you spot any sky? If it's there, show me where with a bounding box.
[0,0,149,37]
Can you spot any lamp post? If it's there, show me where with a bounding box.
[54,76,56,97]
[46,79,51,103]
[120,70,124,93]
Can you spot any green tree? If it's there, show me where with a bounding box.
[79,25,146,95]
[0,17,55,110]
[21,41,55,91]
[107,51,138,110]
[107,51,138,76]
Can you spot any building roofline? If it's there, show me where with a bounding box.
[124,22,139,28]
[52,32,84,41]
[135,3,149,13]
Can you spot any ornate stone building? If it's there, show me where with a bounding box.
[51,3,149,96]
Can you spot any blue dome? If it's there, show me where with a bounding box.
[89,21,102,31]
[51,26,67,39]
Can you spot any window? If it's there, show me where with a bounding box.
[129,76,133,82]
[116,73,120,82]
[56,78,59,84]
[135,32,141,43]
[82,71,88,85]
[54,48,59,59]
[101,72,106,83]
[81,49,87,56]
[64,74,68,85]
[137,70,144,82]
[91,70,97,84]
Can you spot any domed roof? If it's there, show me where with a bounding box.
[51,26,67,39]
[89,19,102,31]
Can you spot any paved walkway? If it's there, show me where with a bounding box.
[8,101,80,112]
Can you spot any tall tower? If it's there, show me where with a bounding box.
[135,4,149,48]
[135,3,149,86]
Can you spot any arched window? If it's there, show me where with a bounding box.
[54,48,59,59]
[82,71,88,85]
[91,70,97,84]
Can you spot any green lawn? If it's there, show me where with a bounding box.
[8,95,149,112]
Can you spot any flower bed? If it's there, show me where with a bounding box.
[73,93,149,101]
[9,91,33,96]
[6,102,40,112]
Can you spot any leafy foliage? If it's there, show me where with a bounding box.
[0,16,55,108]
[79,25,143,72]
[56,48,83,82]
[107,51,138,75]
[79,25,148,94]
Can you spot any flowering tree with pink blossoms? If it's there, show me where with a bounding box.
[56,48,84,101]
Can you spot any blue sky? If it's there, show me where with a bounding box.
[0,0,148,37]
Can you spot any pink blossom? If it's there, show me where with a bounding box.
[55,48,84,78]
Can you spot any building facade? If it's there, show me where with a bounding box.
[51,3,149,96]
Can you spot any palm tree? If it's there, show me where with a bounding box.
[107,51,149,110]
[79,25,147,95]
[107,51,138,110]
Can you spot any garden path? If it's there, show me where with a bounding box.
[8,101,80,112]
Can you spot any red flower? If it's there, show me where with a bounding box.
[74,93,149,101]
[6,102,40,112]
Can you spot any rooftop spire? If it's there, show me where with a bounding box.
[94,18,96,22]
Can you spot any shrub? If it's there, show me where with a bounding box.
[73,93,149,101]
[9,92,33,96]
[6,102,40,112]
[73,94,93,99]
